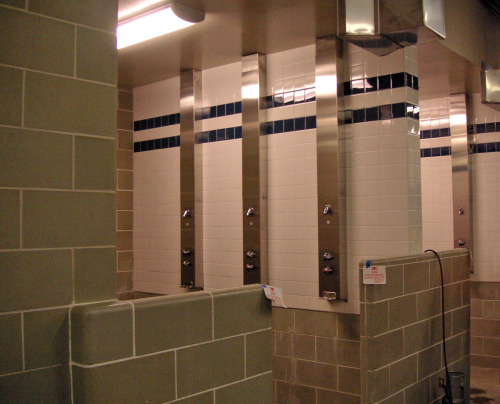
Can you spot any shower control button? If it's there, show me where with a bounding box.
[182,209,192,218]
[246,207,256,217]
[323,204,332,215]
[458,208,464,215]
[182,248,192,256]
[245,263,257,271]
[182,260,192,267]
[323,252,334,261]
[246,250,257,258]
[322,266,334,275]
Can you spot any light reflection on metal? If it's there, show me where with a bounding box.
[450,93,472,251]
[180,69,202,289]
[316,36,346,300]
[481,69,500,111]
[242,54,267,285]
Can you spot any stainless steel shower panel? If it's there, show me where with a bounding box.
[316,37,347,300]
[242,54,267,285]
[450,93,472,250]
[180,69,202,289]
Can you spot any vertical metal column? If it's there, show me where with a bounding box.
[450,93,472,249]
[180,69,202,289]
[242,54,267,285]
[316,37,347,301]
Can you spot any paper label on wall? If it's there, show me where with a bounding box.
[363,266,387,284]
[261,285,287,308]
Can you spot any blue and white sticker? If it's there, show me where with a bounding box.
[261,285,287,308]
[363,265,387,285]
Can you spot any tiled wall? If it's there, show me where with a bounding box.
[360,249,470,404]
[0,0,117,401]
[470,282,500,369]
[272,308,361,404]
[132,44,422,314]
[71,284,273,403]
[117,87,134,299]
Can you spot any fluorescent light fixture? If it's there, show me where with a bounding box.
[117,2,204,49]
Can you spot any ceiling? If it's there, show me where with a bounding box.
[117,0,481,100]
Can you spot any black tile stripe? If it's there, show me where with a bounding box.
[134,113,180,132]
[468,122,500,134]
[420,147,451,158]
[420,127,450,139]
[342,102,419,124]
[344,72,418,96]
[134,135,180,152]
[421,142,500,158]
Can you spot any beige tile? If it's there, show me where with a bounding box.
[471,317,499,338]
[471,354,500,369]
[212,285,271,338]
[418,344,442,379]
[117,170,133,190]
[338,313,360,341]
[275,332,293,357]
[429,367,447,402]
[364,264,404,302]
[24,308,69,369]
[71,302,133,365]
[0,0,25,8]
[74,248,116,303]
[470,336,483,355]
[316,336,335,364]
[403,320,430,355]
[334,339,360,367]
[364,301,388,337]
[117,251,133,271]
[117,130,134,150]
[0,250,72,311]
[0,314,23,375]
[0,128,72,189]
[0,364,70,403]
[168,391,214,404]
[134,293,212,355]
[117,190,133,210]
[76,27,116,84]
[23,190,115,248]
[389,354,417,394]
[117,211,133,230]
[0,8,74,75]
[0,190,20,249]
[446,334,466,365]
[28,0,117,32]
[389,294,417,330]
[430,311,452,345]
[404,376,430,403]
[451,254,470,283]
[294,309,337,338]
[452,306,470,336]
[404,261,430,294]
[272,307,295,332]
[75,136,115,190]
[247,330,272,376]
[73,353,175,404]
[365,366,390,403]
[117,110,134,131]
[116,271,133,293]
[0,66,23,126]
[462,280,470,306]
[484,301,500,320]
[378,391,404,404]
[444,282,462,312]
[118,89,133,111]
[25,71,116,137]
[484,337,500,356]
[365,329,404,370]
[338,366,360,395]
[275,381,316,404]
[470,299,483,318]
[294,333,316,360]
[295,360,337,390]
[317,388,359,404]
[272,355,293,382]
[470,282,498,300]
[116,231,133,251]
[177,336,244,397]
[216,372,272,404]
[117,149,133,170]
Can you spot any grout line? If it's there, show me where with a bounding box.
[0,363,68,379]
[73,26,77,78]
[0,186,115,194]
[243,334,247,379]
[0,300,116,317]
[72,136,75,189]
[68,305,75,404]
[0,245,116,254]
[21,312,25,371]
[207,291,215,340]
[174,350,178,399]
[71,249,75,304]
[0,62,116,87]
[0,123,116,140]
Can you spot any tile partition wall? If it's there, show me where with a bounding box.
[132,43,422,314]
[360,250,470,404]
[71,284,273,404]
[0,0,118,401]
[117,87,134,299]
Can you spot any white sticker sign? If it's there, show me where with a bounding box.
[363,265,387,284]
[261,285,287,308]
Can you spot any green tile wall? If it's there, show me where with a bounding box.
[360,250,470,403]
[0,1,118,402]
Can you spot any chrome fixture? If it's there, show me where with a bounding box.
[450,93,472,250]
[242,53,268,285]
[338,0,445,56]
[246,250,257,258]
[180,69,202,289]
[323,252,334,261]
[245,207,256,217]
[481,67,500,111]
[182,248,191,256]
[179,281,194,289]
[321,291,337,301]
[316,36,347,300]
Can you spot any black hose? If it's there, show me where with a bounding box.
[424,249,453,402]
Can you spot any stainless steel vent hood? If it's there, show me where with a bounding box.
[339,0,446,56]
[481,68,500,111]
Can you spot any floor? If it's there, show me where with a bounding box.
[471,367,500,403]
